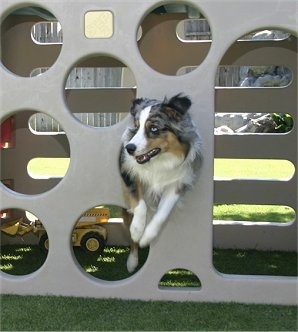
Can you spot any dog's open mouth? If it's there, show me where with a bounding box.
[135,148,161,164]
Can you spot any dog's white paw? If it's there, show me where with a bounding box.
[139,225,158,248]
[127,250,138,273]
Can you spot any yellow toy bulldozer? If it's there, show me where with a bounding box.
[1,207,109,254]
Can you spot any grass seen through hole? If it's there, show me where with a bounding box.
[213,204,295,223]
[0,245,47,275]
[159,268,201,288]
[213,249,297,276]
[1,245,297,279]
[74,245,149,280]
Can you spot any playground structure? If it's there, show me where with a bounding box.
[0,0,297,304]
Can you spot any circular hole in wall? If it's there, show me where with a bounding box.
[72,205,149,281]
[0,208,48,275]
[0,5,62,77]
[64,55,137,127]
[137,3,212,75]
[0,111,70,195]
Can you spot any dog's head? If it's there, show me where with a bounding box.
[124,94,193,165]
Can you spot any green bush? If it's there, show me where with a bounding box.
[272,113,294,133]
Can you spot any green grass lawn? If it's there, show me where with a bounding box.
[27,158,70,178]
[214,158,295,180]
[1,294,297,331]
[213,204,295,222]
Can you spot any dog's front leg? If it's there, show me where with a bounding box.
[127,200,147,272]
[139,188,179,248]
[127,241,139,273]
[130,199,147,243]
[126,200,148,273]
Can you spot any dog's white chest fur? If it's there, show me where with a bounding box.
[127,152,185,195]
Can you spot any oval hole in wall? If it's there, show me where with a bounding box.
[239,29,291,41]
[27,158,70,179]
[213,204,296,224]
[213,249,297,276]
[214,113,294,135]
[214,159,295,181]
[215,66,293,88]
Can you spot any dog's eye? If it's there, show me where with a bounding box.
[150,125,159,134]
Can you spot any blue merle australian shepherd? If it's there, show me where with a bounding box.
[119,94,202,272]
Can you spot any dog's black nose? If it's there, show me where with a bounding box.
[125,143,137,155]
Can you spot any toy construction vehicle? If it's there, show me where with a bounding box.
[1,207,109,254]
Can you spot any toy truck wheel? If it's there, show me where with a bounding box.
[81,232,105,254]
[39,233,49,252]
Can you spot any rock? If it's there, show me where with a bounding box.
[215,113,279,134]
[235,114,276,133]
[214,125,234,135]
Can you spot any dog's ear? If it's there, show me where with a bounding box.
[167,94,192,115]
[162,94,192,121]
[130,98,144,117]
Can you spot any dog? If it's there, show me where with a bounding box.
[119,93,202,272]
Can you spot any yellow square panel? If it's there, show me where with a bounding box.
[84,11,113,38]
